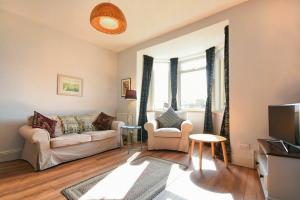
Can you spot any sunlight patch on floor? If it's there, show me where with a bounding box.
[79,153,148,200]
[126,152,141,162]
[191,155,217,171]
[165,164,187,186]
[155,171,233,200]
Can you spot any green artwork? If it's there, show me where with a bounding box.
[57,74,82,96]
[63,83,80,92]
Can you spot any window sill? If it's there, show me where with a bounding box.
[147,109,224,114]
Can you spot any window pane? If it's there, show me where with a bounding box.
[180,57,206,71]
[180,69,207,109]
[153,62,169,110]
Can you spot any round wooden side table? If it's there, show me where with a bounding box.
[189,133,228,170]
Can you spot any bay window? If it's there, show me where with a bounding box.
[148,49,224,112]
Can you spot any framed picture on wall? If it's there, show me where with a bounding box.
[57,74,83,97]
[121,78,131,97]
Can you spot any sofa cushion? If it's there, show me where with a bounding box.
[76,114,97,132]
[84,130,117,141]
[32,111,57,138]
[93,112,115,130]
[154,128,181,138]
[58,116,82,134]
[156,107,182,128]
[50,133,91,148]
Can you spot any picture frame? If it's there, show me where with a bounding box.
[57,74,83,97]
[121,78,131,97]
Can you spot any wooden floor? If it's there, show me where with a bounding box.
[0,146,264,200]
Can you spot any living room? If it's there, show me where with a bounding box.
[1,0,300,200]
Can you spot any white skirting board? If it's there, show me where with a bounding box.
[0,148,22,162]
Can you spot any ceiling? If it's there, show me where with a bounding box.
[0,0,246,52]
[140,21,228,59]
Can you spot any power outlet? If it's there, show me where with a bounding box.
[239,143,250,151]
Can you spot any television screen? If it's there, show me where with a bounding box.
[268,104,300,145]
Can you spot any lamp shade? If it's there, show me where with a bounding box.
[125,90,137,100]
[90,3,127,34]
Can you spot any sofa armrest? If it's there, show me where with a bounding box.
[144,120,158,133]
[19,125,50,144]
[111,121,125,147]
[181,120,193,133]
[111,121,125,131]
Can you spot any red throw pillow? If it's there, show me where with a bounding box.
[32,111,57,138]
[93,112,115,130]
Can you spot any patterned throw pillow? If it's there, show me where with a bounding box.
[58,116,82,134]
[28,115,63,137]
[172,119,185,130]
[92,112,115,130]
[75,114,97,132]
[49,116,64,137]
[32,111,57,138]
[157,107,183,129]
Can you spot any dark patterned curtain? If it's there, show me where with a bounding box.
[138,55,153,142]
[203,47,215,133]
[170,58,178,111]
[217,25,231,161]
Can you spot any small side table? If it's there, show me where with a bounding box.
[121,125,143,153]
[189,133,228,170]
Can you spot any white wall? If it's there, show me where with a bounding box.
[0,11,118,161]
[117,0,300,168]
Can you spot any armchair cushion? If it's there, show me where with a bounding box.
[157,107,182,128]
[154,128,181,138]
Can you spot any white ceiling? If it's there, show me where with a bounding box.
[0,0,246,52]
[140,21,228,59]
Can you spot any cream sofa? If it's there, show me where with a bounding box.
[144,111,193,152]
[19,116,124,171]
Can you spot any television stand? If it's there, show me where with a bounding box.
[256,139,300,200]
[265,139,289,152]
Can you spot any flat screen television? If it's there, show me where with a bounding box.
[268,104,300,146]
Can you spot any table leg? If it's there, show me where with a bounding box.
[221,141,228,167]
[211,142,215,158]
[189,140,195,159]
[128,130,131,154]
[120,128,123,148]
[199,142,203,170]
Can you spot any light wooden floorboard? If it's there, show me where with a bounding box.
[0,146,264,200]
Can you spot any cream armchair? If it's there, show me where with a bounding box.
[144,112,193,153]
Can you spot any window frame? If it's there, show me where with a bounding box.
[178,55,207,111]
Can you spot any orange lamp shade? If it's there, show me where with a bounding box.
[90,3,127,34]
